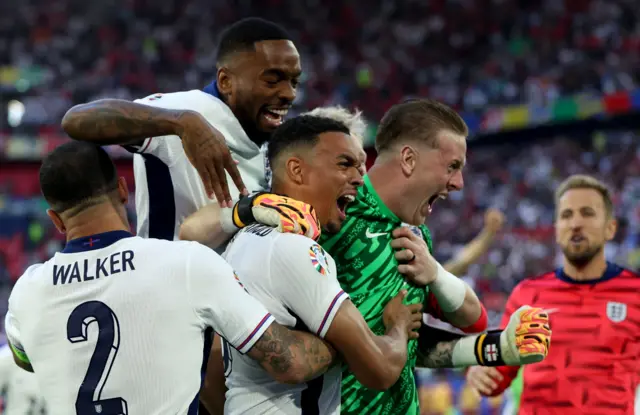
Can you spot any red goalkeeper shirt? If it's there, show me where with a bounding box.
[491,262,640,415]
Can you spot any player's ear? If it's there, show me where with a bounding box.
[46,209,66,234]
[285,157,304,185]
[400,145,417,177]
[604,216,617,241]
[117,177,129,205]
[217,66,232,97]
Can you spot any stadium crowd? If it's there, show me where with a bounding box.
[1,0,639,131]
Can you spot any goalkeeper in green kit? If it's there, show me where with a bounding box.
[317,99,491,414]
[181,101,552,415]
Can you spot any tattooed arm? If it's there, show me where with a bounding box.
[61,99,192,145]
[262,236,421,391]
[190,243,336,388]
[421,340,458,367]
[199,325,336,414]
[417,324,463,368]
[418,306,551,368]
[246,322,337,384]
[62,98,245,205]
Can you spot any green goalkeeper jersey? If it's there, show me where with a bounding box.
[319,175,434,415]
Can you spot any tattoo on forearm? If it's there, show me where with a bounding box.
[63,99,186,144]
[251,324,292,375]
[422,340,456,368]
[251,324,335,382]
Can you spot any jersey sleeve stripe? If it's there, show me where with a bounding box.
[140,137,153,153]
[122,138,152,154]
[236,313,275,354]
[122,145,139,153]
[317,290,349,338]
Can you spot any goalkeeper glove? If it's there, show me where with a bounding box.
[228,192,322,241]
[479,305,551,366]
[452,305,551,367]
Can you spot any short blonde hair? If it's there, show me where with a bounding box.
[375,99,468,153]
[303,106,367,143]
[555,174,614,217]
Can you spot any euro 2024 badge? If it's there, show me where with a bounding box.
[309,244,329,275]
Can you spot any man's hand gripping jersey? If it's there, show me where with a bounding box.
[231,192,321,241]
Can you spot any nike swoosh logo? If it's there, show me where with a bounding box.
[365,229,388,239]
[542,308,560,314]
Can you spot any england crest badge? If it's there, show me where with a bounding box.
[606,302,627,323]
[401,223,423,238]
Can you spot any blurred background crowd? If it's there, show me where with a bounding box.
[2,0,640,128]
[1,0,639,413]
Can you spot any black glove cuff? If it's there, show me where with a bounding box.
[474,330,506,366]
[232,192,268,228]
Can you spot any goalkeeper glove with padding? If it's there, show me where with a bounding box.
[231,192,321,241]
[476,305,551,366]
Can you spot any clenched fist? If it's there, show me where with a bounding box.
[501,305,551,365]
[483,208,505,235]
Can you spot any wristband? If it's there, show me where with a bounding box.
[429,262,466,312]
[221,192,269,233]
[473,330,505,366]
[451,330,505,367]
[228,191,274,230]
[232,193,261,228]
[460,304,488,334]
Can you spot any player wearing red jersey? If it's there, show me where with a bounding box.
[467,174,640,415]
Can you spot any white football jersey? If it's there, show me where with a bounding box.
[0,344,47,415]
[222,224,349,415]
[4,231,275,415]
[125,89,270,240]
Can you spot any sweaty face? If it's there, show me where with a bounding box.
[555,188,615,267]
[304,132,364,234]
[219,40,301,144]
[406,131,466,225]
